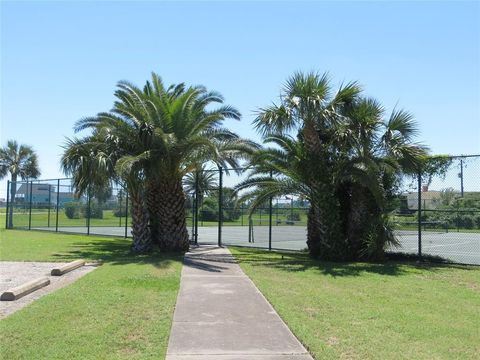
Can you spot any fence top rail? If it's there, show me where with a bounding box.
[428,154,480,159]
[9,177,72,183]
[420,209,480,213]
[8,179,126,189]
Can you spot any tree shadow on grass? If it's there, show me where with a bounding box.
[230,247,477,278]
[51,238,183,268]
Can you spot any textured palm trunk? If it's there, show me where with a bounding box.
[129,190,152,253]
[347,186,384,260]
[346,185,368,258]
[303,123,343,259]
[155,176,189,252]
[146,179,161,245]
[306,203,327,256]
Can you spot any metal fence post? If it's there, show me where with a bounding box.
[276,199,279,224]
[5,180,10,229]
[248,217,254,243]
[28,181,33,230]
[47,184,51,227]
[119,189,122,228]
[417,172,422,259]
[241,204,244,226]
[124,191,129,238]
[55,179,60,232]
[248,217,252,243]
[191,194,195,244]
[218,166,223,247]
[86,188,91,235]
[423,199,426,231]
[269,170,273,251]
[194,170,199,245]
[460,158,464,197]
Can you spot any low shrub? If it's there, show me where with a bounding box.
[83,201,103,219]
[199,206,217,222]
[287,212,301,221]
[113,206,130,217]
[64,201,82,219]
[475,215,480,229]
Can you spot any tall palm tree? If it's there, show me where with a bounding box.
[334,99,427,259]
[243,72,427,261]
[253,71,361,258]
[239,103,426,261]
[0,140,41,228]
[72,72,257,252]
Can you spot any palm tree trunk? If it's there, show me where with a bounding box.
[307,203,327,255]
[303,123,344,259]
[303,122,322,155]
[347,186,384,260]
[155,176,189,252]
[146,178,161,245]
[129,190,152,253]
[8,173,17,228]
[346,185,368,258]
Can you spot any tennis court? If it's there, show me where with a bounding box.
[30,225,479,265]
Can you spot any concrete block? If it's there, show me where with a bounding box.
[51,260,85,276]
[1,277,50,301]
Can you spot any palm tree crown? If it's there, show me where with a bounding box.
[242,71,427,260]
[0,140,40,181]
[1,140,40,228]
[63,72,257,252]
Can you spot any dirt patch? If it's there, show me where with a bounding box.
[0,261,97,319]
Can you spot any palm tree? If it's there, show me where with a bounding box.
[235,134,310,210]
[183,165,218,209]
[0,140,40,228]
[253,71,361,258]
[334,99,427,259]
[243,71,427,260]
[72,72,257,252]
[62,132,152,252]
[239,104,426,260]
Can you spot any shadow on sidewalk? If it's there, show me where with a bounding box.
[184,246,238,272]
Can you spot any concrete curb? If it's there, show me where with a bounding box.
[0,277,51,301]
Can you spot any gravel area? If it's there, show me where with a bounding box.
[0,261,98,319]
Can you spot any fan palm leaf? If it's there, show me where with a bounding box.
[0,140,41,228]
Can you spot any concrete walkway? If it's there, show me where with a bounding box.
[166,245,313,360]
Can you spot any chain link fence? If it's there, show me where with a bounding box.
[4,178,130,237]
[4,155,479,265]
[392,155,479,265]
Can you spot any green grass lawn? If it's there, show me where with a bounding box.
[1,209,127,228]
[230,247,480,360]
[0,229,183,359]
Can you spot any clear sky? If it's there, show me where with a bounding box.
[1,1,479,197]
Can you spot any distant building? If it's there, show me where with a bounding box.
[405,190,442,210]
[14,184,75,207]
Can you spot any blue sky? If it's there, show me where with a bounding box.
[1,1,479,196]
